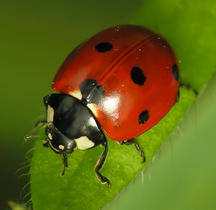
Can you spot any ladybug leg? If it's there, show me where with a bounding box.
[175,90,180,103]
[35,120,47,127]
[180,83,198,95]
[118,139,146,162]
[60,153,68,176]
[25,135,48,147]
[43,141,49,147]
[94,141,111,185]
[175,83,198,104]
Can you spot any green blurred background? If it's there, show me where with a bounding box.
[0,0,142,209]
[1,0,216,210]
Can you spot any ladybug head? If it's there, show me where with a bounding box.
[45,123,77,154]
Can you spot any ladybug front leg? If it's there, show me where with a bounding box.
[60,153,68,176]
[35,120,47,127]
[94,140,111,185]
[118,139,146,162]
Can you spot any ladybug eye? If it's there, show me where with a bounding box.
[172,63,179,81]
[95,42,113,52]
[131,66,146,86]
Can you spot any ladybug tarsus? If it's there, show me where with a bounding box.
[133,141,146,163]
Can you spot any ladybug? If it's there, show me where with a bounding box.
[30,25,180,185]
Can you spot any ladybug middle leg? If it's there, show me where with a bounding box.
[35,120,47,127]
[118,139,146,162]
[180,83,198,95]
[94,141,111,185]
[175,83,198,103]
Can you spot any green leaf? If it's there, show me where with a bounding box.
[30,0,216,209]
[31,88,195,210]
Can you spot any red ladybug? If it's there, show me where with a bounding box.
[37,25,180,185]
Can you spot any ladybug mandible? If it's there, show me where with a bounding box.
[31,25,180,185]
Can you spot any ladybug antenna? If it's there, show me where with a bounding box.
[24,135,68,176]
[24,135,47,142]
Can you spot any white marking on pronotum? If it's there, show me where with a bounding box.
[47,105,54,123]
[74,136,95,150]
[87,103,99,118]
[70,89,99,117]
[69,89,82,100]
[58,145,65,150]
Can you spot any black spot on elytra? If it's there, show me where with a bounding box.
[95,42,113,53]
[172,64,179,81]
[139,110,149,124]
[131,66,146,86]
[80,79,105,104]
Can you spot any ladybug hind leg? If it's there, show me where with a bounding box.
[180,83,198,95]
[118,139,146,163]
[175,83,198,104]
